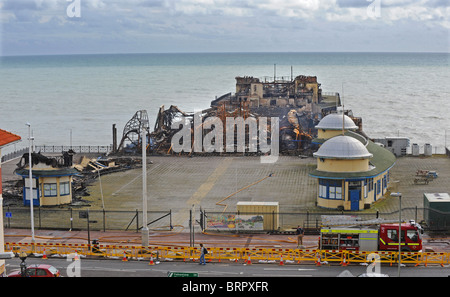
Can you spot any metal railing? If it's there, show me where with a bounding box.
[1,148,28,163]
[5,206,447,233]
[1,145,113,163]
[35,145,113,154]
[3,207,173,232]
[4,242,449,267]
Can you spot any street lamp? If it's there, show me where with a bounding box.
[141,127,149,247]
[19,252,28,277]
[26,123,35,247]
[391,192,402,277]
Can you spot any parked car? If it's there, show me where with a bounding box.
[8,264,61,277]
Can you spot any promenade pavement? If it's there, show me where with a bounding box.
[4,228,314,250]
[2,154,450,252]
[4,228,450,253]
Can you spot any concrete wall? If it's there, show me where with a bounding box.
[317,129,346,139]
[317,158,369,173]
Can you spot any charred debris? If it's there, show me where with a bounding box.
[113,74,362,156]
[3,150,143,207]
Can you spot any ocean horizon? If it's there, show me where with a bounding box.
[1,52,449,154]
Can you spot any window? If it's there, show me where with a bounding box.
[329,186,336,199]
[335,187,342,199]
[319,179,342,200]
[368,178,374,192]
[407,230,419,242]
[43,183,57,197]
[319,183,327,198]
[60,182,70,196]
[35,269,48,276]
[364,179,368,198]
[377,180,381,195]
[387,229,398,241]
[27,268,37,276]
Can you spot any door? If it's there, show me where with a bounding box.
[349,190,360,211]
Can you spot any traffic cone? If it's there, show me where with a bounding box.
[149,256,154,265]
[122,252,128,261]
[42,249,47,260]
[74,253,79,261]
[316,254,321,266]
[341,256,347,267]
[279,255,284,266]
[246,255,252,265]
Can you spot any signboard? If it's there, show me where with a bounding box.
[167,271,198,277]
[5,212,12,218]
[206,214,263,231]
[236,215,264,230]
[24,188,38,200]
[79,211,89,219]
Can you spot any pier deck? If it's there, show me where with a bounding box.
[2,154,450,231]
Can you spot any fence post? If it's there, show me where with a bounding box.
[103,209,106,232]
[237,210,240,234]
[38,206,41,229]
[136,209,139,233]
[7,206,10,228]
[70,208,73,230]
[306,211,309,229]
[272,211,275,233]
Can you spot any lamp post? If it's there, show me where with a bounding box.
[391,192,402,277]
[141,127,149,247]
[26,123,35,247]
[19,252,28,277]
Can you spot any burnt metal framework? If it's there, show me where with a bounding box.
[117,110,150,153]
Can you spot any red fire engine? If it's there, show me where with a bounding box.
[319,219,423,252]
[378,223,422,251]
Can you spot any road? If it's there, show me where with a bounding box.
[5,257,450,278]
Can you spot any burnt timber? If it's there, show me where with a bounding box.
[114,74,362,156]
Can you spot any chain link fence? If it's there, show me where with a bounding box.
[202,207,450,234]
[3,206,449,234]
[2,207,173,232]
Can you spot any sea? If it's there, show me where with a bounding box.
[0,52,449,155]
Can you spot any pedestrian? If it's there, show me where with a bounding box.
[296,225,304,247]
[199,243,208,265]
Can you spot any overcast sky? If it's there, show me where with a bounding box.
[0,0,448,56]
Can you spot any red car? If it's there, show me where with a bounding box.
[8,264,61,277]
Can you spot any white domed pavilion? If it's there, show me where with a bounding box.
[310,114,396,211]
